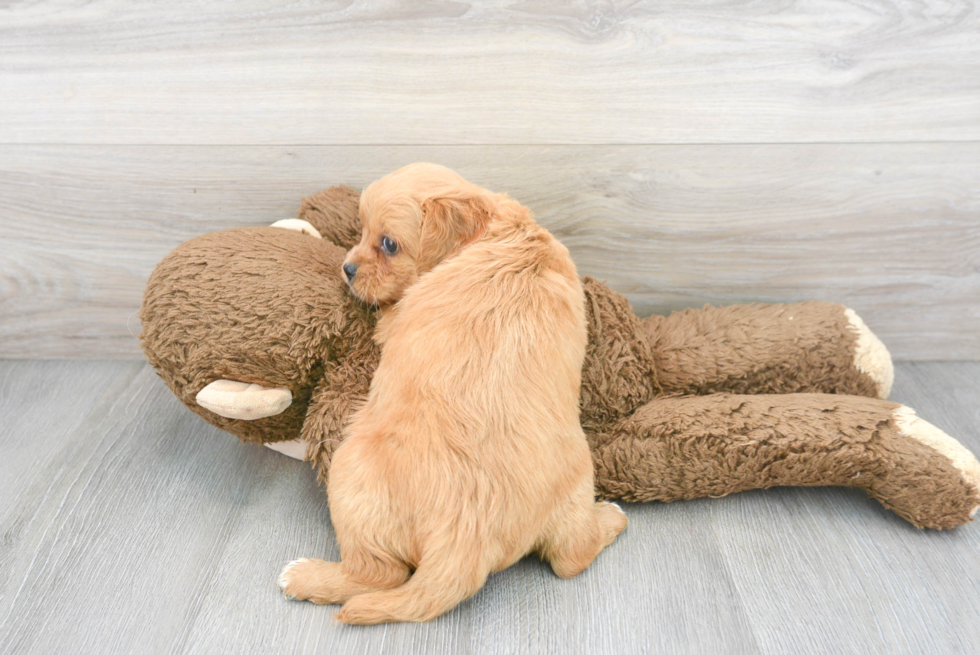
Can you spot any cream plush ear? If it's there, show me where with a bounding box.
[270,218,323,239]
[417,193,494,273]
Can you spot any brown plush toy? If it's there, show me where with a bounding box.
[140,186,980,530]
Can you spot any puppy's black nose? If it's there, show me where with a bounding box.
[343,263,358,282]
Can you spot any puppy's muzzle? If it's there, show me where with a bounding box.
[343,263,358,283]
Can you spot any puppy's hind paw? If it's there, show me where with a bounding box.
[596,501,628,544]
[336,593,396,625]
[601,501,625,516]
[278,558,311,600]
[277,558,354,605]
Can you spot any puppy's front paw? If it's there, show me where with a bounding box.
[278,558,312,601]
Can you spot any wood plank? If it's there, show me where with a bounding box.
[1,1,978,145]
[177,484,758,654]
[2,144,978,360]
[0,361,132,515]
[712,361,980,654]
[1,361,978,653]
[0,363,270,654]
[0,361,755,654]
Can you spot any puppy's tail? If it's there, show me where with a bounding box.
[335,549,488,625]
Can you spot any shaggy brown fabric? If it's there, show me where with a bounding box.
[141,227,357,443]
[579,277,662,436]
[302,304,378,490]
[138,185,980,529]
[644,302,879,397]
[296,185,362,250]
[592,394,977,529]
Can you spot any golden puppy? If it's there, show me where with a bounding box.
[340,163,499,307]
[278,163,626,624]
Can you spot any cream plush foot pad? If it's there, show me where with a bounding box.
[196,380,292,420]
[894,406,980,518]
[845,308,895,399]
[264,438,308,460]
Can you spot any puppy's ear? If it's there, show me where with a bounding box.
[417,193,494,273]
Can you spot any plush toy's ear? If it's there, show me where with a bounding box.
[417,193,494,274]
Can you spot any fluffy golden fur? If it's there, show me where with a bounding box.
[341,163,499,306]
[279,164,626,624]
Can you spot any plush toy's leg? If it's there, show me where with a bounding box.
[642,302,893,399]
[592,393,980,529]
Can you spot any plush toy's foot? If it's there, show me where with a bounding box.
[892,406,980,519]
[844,308,894,398]
[195,379,292,420]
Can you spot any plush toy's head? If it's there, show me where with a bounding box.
[139,186,372,444]
[139,184,660,448]
[344,163,494,305]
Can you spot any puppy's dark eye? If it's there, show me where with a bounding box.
[380,236,398,254]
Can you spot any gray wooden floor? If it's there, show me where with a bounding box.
[1,361,978,654]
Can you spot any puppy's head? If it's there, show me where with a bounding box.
[342,163,494,305]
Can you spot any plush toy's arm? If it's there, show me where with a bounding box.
[590,393,980,529]
[302,359,374,488]
[290,195,891,401]
[642,302,893,399]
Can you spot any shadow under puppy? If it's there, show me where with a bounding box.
[278,163,627,624]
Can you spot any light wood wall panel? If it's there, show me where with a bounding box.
[1,144,977,360]
[1,0,978,145]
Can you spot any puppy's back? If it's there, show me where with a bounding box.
[360,222,586,461]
